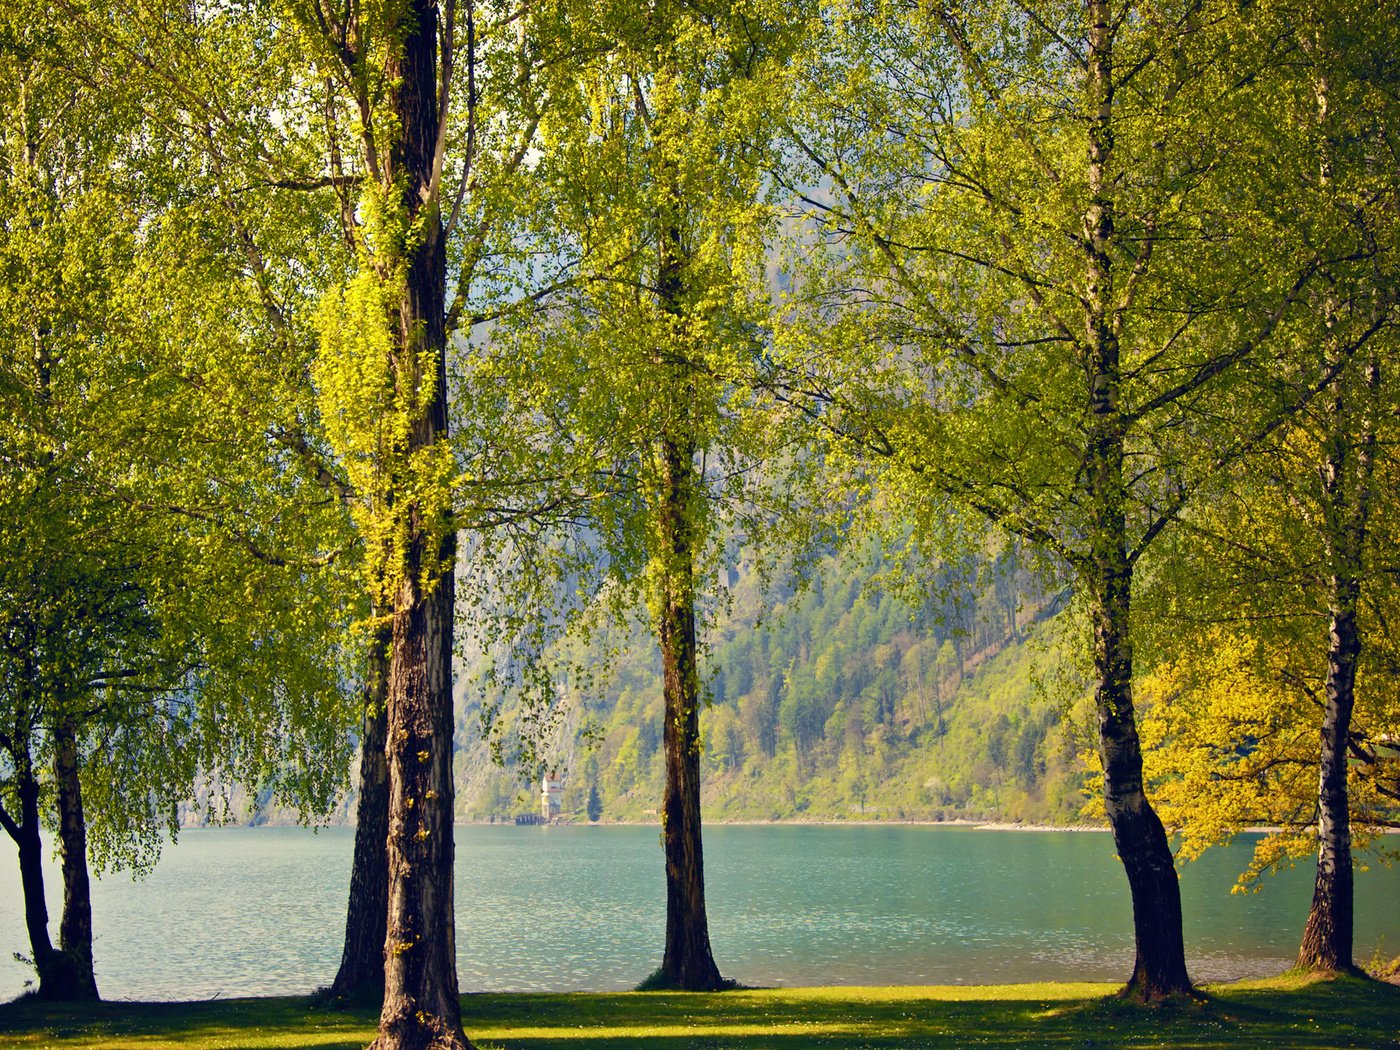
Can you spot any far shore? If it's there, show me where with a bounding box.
[183,815,1107,831]
[569,817,1112,831]
[184,816,1369,834]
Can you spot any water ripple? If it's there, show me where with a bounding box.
[1,825,1394,1000]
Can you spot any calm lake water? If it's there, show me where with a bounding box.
[2,824,1397,1001]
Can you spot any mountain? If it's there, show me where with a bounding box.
[451,542,1097,827]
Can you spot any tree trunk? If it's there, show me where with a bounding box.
[51,716,99,1000]
[654,435,725,992]
[375,544,464,1050]
[369,0,468,1045]
[1297,594,1359,971]
[331,625,392,1004]
[0,725,101,1002]
[6,752,59,997]
[1089,562,1192,999]
[1297,359,1375,973]
[0,717,99,1001]
[1082,0,1191,1000]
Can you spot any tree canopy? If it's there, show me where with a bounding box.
[2,0,1397,1026]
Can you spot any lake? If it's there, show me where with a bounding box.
[2,824,1397,1002]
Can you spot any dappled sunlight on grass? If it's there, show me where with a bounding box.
[1,976,1396,1048]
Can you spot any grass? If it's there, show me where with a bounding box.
[0,974,1397,1049]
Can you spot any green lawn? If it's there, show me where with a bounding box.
[1,975,1396,1049]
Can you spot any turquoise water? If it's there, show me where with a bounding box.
[1,824,1396,1001]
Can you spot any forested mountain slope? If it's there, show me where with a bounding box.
[453,546,1096,826]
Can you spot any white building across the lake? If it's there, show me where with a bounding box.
[541,773,562,821]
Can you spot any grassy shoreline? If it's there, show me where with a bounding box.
[2,974,1396,1049]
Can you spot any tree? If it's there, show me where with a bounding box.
[0,6,360,1001]
[776,0,1346,998]
[1136,291,1397,974]
[1132,0,1400,975]
[496,0,815,991]
[0,14,133,999]
[71,0,596,1039]
[1277,4,1399,973]
[301,2,483,1038]
[586,781,603,823]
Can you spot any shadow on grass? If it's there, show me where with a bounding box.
[0,975,1396,1049]
[462,978,1400,1050]
[0,996,377,1049]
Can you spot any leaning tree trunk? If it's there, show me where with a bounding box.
[3,746,61,997]
[1082,0,1191,1000]
[368,0,468,1046]
[331,625,391,1004]
[1088,554,1192,999]
[654,434,724,992]
[51,716,99,1000]
[1297,359,1375,973]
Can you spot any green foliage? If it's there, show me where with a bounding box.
[1134,632,1396,886]
[1132,379,1400,884]
[1121,0,1400,891]
[459,0,834,773]
[456,540,1092,826]
[774,0,1344,575]
[0,0,363,877]
[4,0,1398,992]
[314,254,453,605]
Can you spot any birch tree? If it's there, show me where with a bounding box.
[69,0,592,1041]
[0,3,359,1000]
[1136,0,1400,974]
[776,0,1350,999]
[497,0,811,991]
